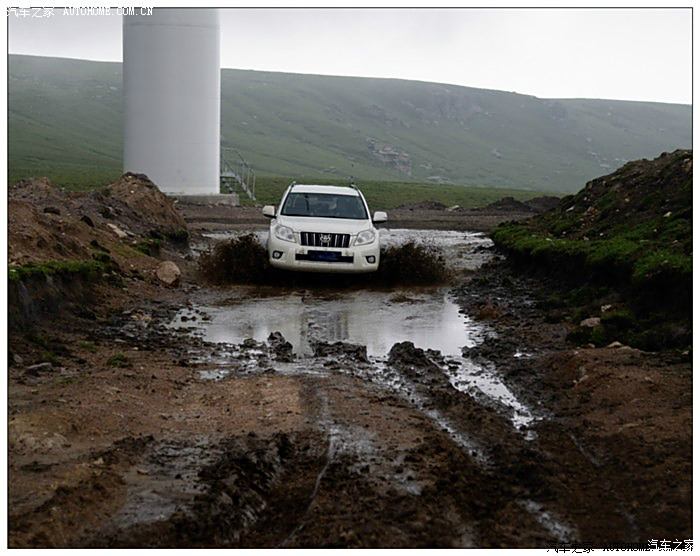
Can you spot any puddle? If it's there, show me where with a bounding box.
[169,288,482,358]
[440,357,537,429]
[111,438,219,529]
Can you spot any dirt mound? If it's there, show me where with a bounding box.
[540,149,692,238]
[102,173,188,239]
[482,196,535,213]
[311,340,369,363]
[396,200,448,211]
[9,174,188,268]
[523,196,560,213]
[198,237,451,287]
[267,332,294,362]
[387,341,436,369]
[492,149,692,350]
[9,174,192,329]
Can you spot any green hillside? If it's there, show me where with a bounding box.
[492,150,692,350]
[9,54,691,193]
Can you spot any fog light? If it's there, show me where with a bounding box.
[272,251,283,260]
[366,255,376,264]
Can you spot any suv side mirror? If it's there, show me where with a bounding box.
[373,211,388,224]
[262,205,276,218]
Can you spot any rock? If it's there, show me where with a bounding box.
[155,261,181,287]
[580,317,601,328]
[446,205,462,212]
[388,341,434,368]
[600,304,613,313]
[241,338,265,350]
[312,340,368,363]
[80,214,95,227]
[90,239,110,252]
[43,206,61,215]
[107,222,128,239]
[12,353,24,366]
[607,341,625,348]
[268,331,294,362]
[25,362,53,376]
[99,206,115,219]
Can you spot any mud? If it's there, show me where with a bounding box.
[198,232,452,287]
[9,203,691,547]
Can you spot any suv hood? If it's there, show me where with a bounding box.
[275,215,373,234]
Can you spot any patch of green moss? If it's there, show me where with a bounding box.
[40,350,60,365]
[632,249,692,283]
[9,259,107,282]
[166,229,189,244]
[106,353,131,368]
[134,238,162,256]
[78,340,97,353]
[493,222,691,289]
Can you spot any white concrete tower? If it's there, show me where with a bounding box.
[123,8,220,194]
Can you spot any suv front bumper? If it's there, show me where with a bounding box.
[268,235,380,273]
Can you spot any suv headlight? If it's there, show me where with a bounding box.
[354,229,376,246]
[274,224,296,243]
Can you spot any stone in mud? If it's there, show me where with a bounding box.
[43,206,61,216]
[267,331,294,362]
[24,362,53,376]
[241,338,265,350]
[579,317,601,328]
[311,340,369,363]
[106,222,128,239]
[156,261,181,287]
[80,214,95,227]
[387,341,435,369]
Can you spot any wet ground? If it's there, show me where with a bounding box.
[9,227,691,547]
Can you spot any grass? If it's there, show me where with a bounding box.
[492,219,692,289]
[106,353,131,368]
[78,340,97,353]
[247,175,547,211]
[491,150,692,350]
[134,238,162,256]
[8,164,551,211]
[9,54,691,194]
[8,259,107,282]
[9,166,122,192]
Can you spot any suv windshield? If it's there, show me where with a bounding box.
[281,192,368,219]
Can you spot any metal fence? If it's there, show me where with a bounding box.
[220,147,256,201]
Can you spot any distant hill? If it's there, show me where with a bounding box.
[8,54,691,193]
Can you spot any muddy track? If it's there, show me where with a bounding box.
[9,230,691,547]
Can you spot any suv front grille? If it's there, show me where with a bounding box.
[300,232,351,248]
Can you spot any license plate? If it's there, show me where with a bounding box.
[314,251,341,262]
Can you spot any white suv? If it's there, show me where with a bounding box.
[262,183,387,273]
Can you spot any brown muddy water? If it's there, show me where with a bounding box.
[173,230,537,433]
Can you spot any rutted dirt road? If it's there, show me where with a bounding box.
[9,196,691,547]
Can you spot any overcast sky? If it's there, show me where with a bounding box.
[8,8,692,104]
